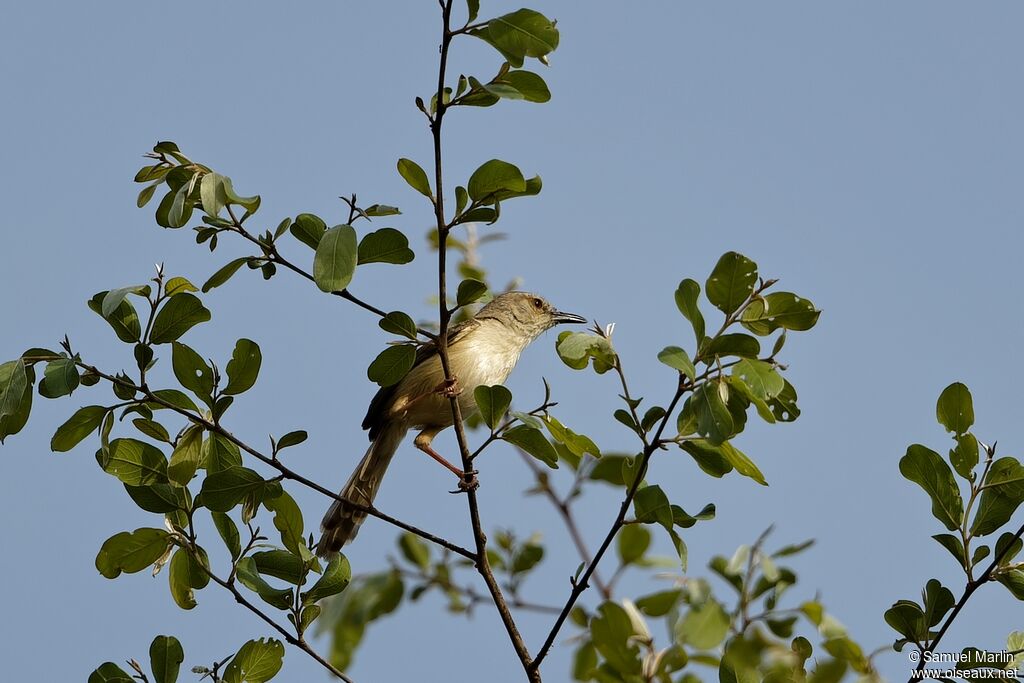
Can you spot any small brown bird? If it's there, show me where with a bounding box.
[316,291,586,556]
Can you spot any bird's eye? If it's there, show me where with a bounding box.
[532,298,543,309]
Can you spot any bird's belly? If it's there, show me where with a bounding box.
[399,342,519,429]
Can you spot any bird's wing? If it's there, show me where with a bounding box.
[362,318,480,439]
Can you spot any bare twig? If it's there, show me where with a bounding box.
[516,449,612,599]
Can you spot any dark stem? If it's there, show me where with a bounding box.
[427,2,538,680]
[911,519,1024,679]
[224,206,436,340]
[196,555,354,682]
[530,378,687,672]
[79,362,475,561]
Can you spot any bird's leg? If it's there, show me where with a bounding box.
[413,429,479,492]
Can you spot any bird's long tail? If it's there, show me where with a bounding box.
[316,421,407,557]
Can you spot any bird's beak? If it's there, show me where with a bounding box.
[553,310,587,325]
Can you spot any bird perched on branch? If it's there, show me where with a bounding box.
[316,291,586,557]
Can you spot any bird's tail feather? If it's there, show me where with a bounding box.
[316,422,407,557]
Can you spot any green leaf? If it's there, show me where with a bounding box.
[357,228,415,265]
[149,635,184,683]
[302,555,352,605]
[95,528,170,578]
[51,405,106,452]
[456,278,488,306]
[276,430,308,452]
[397,158,432,197]
[264,491,304,555]
[899,444,964,531]
[124,482,185,513]
[222,638,285,683]
[164,277,197,296]
[167,425,203,485]
[235,557,293,610]
[253,550,306,584]
[367,345,416,387]
[200,172,229,217]
[997,569,1024,600]
[88,662,134,683]
[97,438,168,486]
[485,69,551,103]
[466,0,479,22]
[168,548,208,610]
[692,381,734,445]
[617,524,651,565]
[150,389,200,414]
[676,598,730,650]
[950,434,979,480]
[996,532,1023,567]
[224,338,262,395]
[971,457,1024,535]
[398,533,431,570]
[290,213,327,250]
[657,346,695,381]
[171,342,213,403]
[634,485,673,532]
[503,425,558,468]
[313,225,358,292]
[474,384,512,430]
[89,291,142,343]
[922,578,955,626]
[740,292,820,335]
[936,382,974,435]
[702,333,760,360]
[378,311,418,340]
[0,360,30,442]
[202,432,242,473]
[101,285,149,318]
[219,175,260,213]
[706,252,757,315]
[543,415,601,458]
[211,511,242,561]
[932,533,967,568]
[150,293,211,344]
[674,279,705,345]
[202,257,248,293]
[679,439,734,478]
[475,9,560,68]
[363,204,401,217]
[199,467,269,512]
[731,359,784,400]
[555,331,616,373]
[467,159,526,202]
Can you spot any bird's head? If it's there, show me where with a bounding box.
[477,291,587,340]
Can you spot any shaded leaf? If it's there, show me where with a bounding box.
[313,225,358,293]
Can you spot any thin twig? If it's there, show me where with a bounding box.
[224,206,436,341]
[516,449,612,599]
[912,522,1024,679]
[200,559,355,682]
[427,2,537,679]
[78,362,476,561]
[529,376,687,673]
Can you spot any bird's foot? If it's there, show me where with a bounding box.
[450,469,479,494]
[435,376,462,399]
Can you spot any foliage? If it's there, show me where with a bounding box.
[1,1,1018,682]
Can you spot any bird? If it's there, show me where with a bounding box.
[316,291,587,557]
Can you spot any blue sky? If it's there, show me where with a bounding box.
[3,2,1023,681]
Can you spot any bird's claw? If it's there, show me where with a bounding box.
[436,376,462,399]
[449,469,479,494]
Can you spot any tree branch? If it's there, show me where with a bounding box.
[223,207,436,340]
[516,448,612,600]
[427,2,537,679]
[78,362,476,561]
[529,374,687,673]
[911,518,1024,679]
